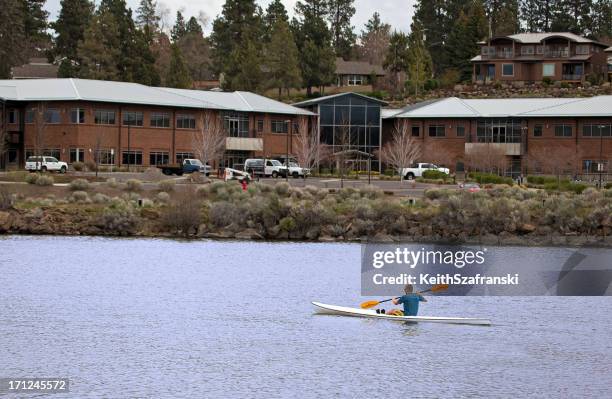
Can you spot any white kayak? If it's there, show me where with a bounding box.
[312,302,491,326]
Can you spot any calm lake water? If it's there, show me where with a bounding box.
[1,236,611,398]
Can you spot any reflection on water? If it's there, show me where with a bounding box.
[1,236,611,398]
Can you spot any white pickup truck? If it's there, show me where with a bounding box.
[400,163,449,180]
[286,162,310,179]
[25,156,68,173]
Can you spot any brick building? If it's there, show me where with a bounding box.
[383,96,612,178]
[0,79,313,169]
[471,33,609,84]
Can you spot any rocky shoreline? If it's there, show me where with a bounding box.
[1,207,610,248]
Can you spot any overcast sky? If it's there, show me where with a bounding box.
[44,0,415,34]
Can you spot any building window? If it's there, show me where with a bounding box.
[536,45,544,54]
[223,112,249,137]
[95,149,115,165]
[44,108,61,124]
[149,151,169,165]
[576,45,589,55]
[8,109,18,124]
[271,120,289,134]
[543,63,555,77]
[502,63,514,76]
[8,149,18,163]
[582,124,611,137]
[176,114,196,129]
[411,126,420,137]
[583,160,608,173]
[70,148,85,163]
[348,74,364,85]
[520,46,534,55]
[176,152,195,163]
[43,149,61,159]
[122,111,144,126]
[456,126,465,137]
[554,125,572,137]
[70,108,85,124]
[257,119,264,132]
[95,110,116,125]
[25,109,34,124]
[428,125,445,137]
[150,112,170,128]
[122,150,143,165]
[533,124,543,137]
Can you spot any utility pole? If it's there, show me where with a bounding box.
[599,124,604,189]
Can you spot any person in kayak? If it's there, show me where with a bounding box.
[391,284,427,316]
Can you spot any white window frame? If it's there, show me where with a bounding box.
[502,63,514,77]
[542,63,555,77]
[70,108,85,124]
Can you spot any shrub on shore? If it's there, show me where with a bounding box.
[69,178,90,191]
[72,162,85,171]
[31,174,54,186]
[106,177,118,188]
[158,180,175,192]
[468,172,513,186]
[0,186,13,209]
[69,191,90,203]
[125,179,143,192]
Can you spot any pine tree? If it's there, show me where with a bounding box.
[485,0,520,35]
[229,29,264,92]
[383,31,410,95]
[406,22,434,94]
[78,11,121,80]
[166,43,191,88]
[327,0,356,59]
[171,11,187,42]
[53,0,94,77]
[264,0,288,31]
[413,0,448,75]
[592,0,612,39]
[359,12,391,65]
[0,1,26,78]
[265,19,302,98]
[177,31,211,82]
[22,0,50,53]
[293,0,336,95]
[136,0,159,30]
[210,0,264,90]
[447,1,488,81]
[551,0,594,35]
[185,17,203,35]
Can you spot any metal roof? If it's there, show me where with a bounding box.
[606,46,612,52]
[292,92,388,107]
[335,58,386,76]
[0,78,314,115]
[386,96,612,119]
[160,88,314,116]
[505,32,600,44]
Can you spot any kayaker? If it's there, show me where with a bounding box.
[392,284,427,316]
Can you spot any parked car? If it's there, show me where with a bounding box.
[25,156,68,173]
[243,159,267,177]
[245,158,289,178]
[400,162,450,180]
[286,162,310,179]
[157,159,210,176]
[264,159,287,178]
[459,182,481,193]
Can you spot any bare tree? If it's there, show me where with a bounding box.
[294,116,326,171]
[33,102,47,172]
[378,120,422,185]
[465,144,508,175]
[192,110,226,180]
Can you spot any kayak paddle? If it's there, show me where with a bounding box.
[359,284,449,309]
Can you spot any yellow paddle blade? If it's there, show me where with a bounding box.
[430,284,449,293]
[360,300,381,309]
